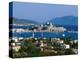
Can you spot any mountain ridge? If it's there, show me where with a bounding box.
[9,16,78,25]
[48,16,78,25]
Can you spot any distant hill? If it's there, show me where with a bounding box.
[9,17,40,25]
[48,16,78,25]
[9,16,78,25]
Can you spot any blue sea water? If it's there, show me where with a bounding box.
[10,25,78,31]
[9,31,78,40]
[9,25,78,40]
[10,25,33,29]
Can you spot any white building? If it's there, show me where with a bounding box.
[65,44,70,49]
[12,37,18,42]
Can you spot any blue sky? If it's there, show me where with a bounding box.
[10,2,78,23]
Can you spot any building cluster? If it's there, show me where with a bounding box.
[10,22,66,33]
[9,37,78,54]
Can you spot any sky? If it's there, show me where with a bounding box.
[10,1,78,23]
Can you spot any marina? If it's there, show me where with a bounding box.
[9,23,78,40]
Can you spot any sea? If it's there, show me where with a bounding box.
[9,25,78,40]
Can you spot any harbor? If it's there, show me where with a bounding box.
[9,23,78,58]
